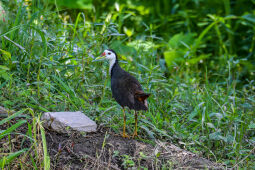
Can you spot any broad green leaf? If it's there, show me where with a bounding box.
[123,27,133,37]
[0,64,11,80]
[0,70,10,80]
[168,33,196,49]
[242,14,255,23]
[0,65,9,71]
[188,111,198,121]
[187,54,211,64]
[49,0,93,9]
[209,131,227,142]
[0,49,11,60]
[163,50,184,68]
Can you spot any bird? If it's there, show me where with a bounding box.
[96,49,150,138]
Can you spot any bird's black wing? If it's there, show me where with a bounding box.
[111,70,144,108]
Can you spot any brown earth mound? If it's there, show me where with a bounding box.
[46,127,223,169]
[0,107,223,169]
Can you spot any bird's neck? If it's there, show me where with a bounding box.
[109,58,117,75]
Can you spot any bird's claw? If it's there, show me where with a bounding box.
[122,133,130,138]
[132,132,139,139]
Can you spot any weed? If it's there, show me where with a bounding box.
[0,0,254,169]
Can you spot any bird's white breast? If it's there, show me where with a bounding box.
[109,58,116,75]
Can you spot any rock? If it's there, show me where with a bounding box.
[41,111,97,133]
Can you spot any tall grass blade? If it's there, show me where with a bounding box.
[0,120,27,140]
[0,109,27,126]
[0,148,28,167]
[39,120,50,170]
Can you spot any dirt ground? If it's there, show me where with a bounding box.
[0,108,224,169]
[45,126,223,170]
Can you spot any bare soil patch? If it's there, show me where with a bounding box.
[45,127,222,169]
[0,113,223,169]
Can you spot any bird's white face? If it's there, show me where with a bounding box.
[102,49,116,61]
[99,49,117,74]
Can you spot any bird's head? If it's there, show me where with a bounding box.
[96,49,117,61]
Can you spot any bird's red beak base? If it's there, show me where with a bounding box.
[102,52,106,56]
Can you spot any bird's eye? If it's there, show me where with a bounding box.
[108,52,111,55]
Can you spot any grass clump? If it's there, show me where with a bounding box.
[0,0,255,169]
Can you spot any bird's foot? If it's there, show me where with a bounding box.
[132,132,139,139]
[122,132,130,138]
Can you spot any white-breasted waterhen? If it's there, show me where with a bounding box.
[96,49,150,138]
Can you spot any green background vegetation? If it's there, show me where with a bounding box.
[0,0,254,168]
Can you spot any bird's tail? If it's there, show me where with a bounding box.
[135,92,150,101]
[137,93,150,110]
[134,91,151,110]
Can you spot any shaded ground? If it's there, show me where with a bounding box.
[0,108,223,169]
[45,127,223,169]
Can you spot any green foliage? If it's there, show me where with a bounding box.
[0,149,28,167]
[164,32,197,68]
[39,120,50,170]
[49,0,93,9]
[0,109,27,137]
[0,109,51,169]
[121,154,135,168]
[0,0,254,169]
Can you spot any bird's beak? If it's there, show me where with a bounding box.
[94,52,106,61]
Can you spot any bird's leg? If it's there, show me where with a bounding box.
[122,108,129,138]
[132,111,138,138]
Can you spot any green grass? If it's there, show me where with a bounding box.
[0,0,255,169]
[0,108,49,169]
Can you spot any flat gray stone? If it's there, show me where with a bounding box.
[41,111,97,133]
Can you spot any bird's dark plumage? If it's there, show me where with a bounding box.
[110,52,150,111]
[99,49,150,138]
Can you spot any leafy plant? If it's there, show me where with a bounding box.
[0,0,254,168]
[121,154,135,168]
